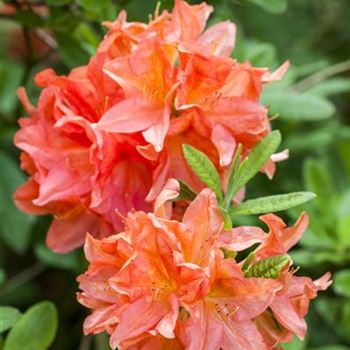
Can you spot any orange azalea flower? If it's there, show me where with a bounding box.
[78,187,323,349]
[97,0,289,198]
[14,0,288,252]
[250,213,332,343]
[14,68,153,252]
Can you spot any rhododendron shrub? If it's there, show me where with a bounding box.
[13,0,288,253]
[10,0,332,348]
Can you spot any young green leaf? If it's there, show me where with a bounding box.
[242,252,256,272]
[245,255,290,278]
[4,301,58,350]
[183,144,223,202]
[224,144,242,208]
[221,247,237,259]
[225,130,281,207]
[0,307,22,333]
[230,192,316,216]
[220,207,233,230]
[176,180,197,201]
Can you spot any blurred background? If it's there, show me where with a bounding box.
[0,0,349,349]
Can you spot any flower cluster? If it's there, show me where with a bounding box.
[77,180,331,350]
[13,0,330,348]
[14,0,288,252]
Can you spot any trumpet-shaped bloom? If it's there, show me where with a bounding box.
[78,184,328,349]
[14,68,153,252]
[14,0,288,252]
[97,4,289,198]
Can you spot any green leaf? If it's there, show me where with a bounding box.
[220,207,233,230]
[242,252,256,272]
[0,151,35,253]
[291,248,346,266]
[4,301,58,350]
[316,297,350,343]
[0,60,25,118]
[55,31,91,68]
[309,346,350,350]
[77,0,111,11]
[242,40,277,67]
[245,255,290,278]
[94,332,111,350]
[334,269,350,298]
[230,192,316,216]
[221,247,237,259]
[34,244,81,272]
[284,122,350,154]
[303,159,334,201]
[183,145,223,202]
[176,181,196,201]
[224,130,281,207]
[48,7,79,31]
[15,10,45,27]
[0,269,6,285]
[305,78,350,97]
[47,0,71,5]
[336,190,350,247]
[283,336,306,350]
[0,307,22,333]
[262,90,335,121]
[75,23,100,54]
[224,144,242,208]
[248,0,288,13]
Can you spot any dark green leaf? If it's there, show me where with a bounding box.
[48,7,79,31]
[183,144,223,202]
[4,301,58,350]
[230,192,316,216]
[77,0,111,11]
[55,32,91,68]
[15,10,45,27]
[0,151,35,253]
[0,269,6,285]
[34,244,81,272]
[176,180,196,201]
[245,255,290,278]
[0,307,21,333]
[0,60,25,118]
[47,0,72,5]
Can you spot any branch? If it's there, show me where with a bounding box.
[293,59,350,92]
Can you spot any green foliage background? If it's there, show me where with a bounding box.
[0,0,349,349]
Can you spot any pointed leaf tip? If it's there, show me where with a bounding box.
[224,130,282,206]
[183,144,223,202]
[245,255,290,279]
[230,191,316,216]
